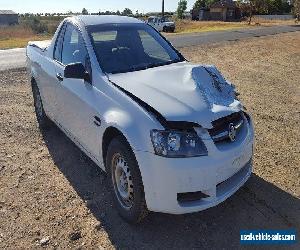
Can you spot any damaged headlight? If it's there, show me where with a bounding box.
[150,130,208,158]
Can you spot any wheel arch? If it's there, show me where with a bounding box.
[102,126,133,170]
[30,76,37,85]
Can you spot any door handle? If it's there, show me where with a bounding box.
[56,73,64,82]
[94,116,101,127]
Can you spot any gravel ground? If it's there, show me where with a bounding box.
[0,32,299,249]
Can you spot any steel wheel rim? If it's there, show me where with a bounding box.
[111,153,134,210]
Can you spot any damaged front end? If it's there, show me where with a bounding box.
[108,62,250,156]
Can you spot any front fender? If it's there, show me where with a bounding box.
[102,108,160,154]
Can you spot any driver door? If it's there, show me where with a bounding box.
[53,23,102,159]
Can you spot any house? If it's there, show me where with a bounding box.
[194,8,210,21]
[210,0,240,21]
[0,10,18,25]
[192,0,240,21]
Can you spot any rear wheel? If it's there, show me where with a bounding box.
[106,136,148,223]
[32,81,52,129]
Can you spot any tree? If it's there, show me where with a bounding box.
[238,0,292,20]
[82,8,88,15]
[237,0,254,24]
[122,8,133,16]
[177,0,188,19]
[292,0,300,21]
[281,0,292,13]
[193,0,206,10]
[193,0,219,11]
[196,0,219,8]
[238,0,268,24]
[23,16,48,34]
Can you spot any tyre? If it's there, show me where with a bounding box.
[106,136,148,223]
[163,26,167,32]
[31,81,52,129]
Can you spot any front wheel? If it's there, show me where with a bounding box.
[32,81,52,129]
[106,136,148,223]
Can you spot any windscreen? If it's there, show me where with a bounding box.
[161,17,171,22]
[87,23,184,74]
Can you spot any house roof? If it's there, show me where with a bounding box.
[0,10,17,15]
[210,0,237,8]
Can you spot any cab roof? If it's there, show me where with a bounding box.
[75,15,144,26]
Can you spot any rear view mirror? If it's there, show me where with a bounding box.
[64,63,91,82]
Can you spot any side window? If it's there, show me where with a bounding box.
[61,24,89,68]
[53,23,66,62]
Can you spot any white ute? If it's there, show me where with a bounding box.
[26,15,254,223]
[147,16,175,32]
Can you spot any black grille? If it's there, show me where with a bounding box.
[177,191,209,203]
[208,112,244,142]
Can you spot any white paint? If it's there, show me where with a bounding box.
[147,16,175,32]
[26,16,254,214]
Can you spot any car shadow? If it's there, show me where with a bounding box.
[41,125,300,249]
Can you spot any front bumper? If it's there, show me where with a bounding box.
[165,26,175,32]
[134,116,254,214]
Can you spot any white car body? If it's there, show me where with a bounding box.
[147,16,175,32]
[26,15,254,215]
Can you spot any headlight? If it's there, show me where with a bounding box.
[150,130,208,158]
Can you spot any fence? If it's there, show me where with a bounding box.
[254,15,294,20]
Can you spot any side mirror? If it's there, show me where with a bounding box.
[64,63,91,82]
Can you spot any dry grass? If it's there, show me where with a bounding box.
[173,19,299,34]
[250,16,298,26]
[174,20,248,33]
[1,18,298,49]
[0,25,35,38]
[0,36,52,49]
[0,25,51,49]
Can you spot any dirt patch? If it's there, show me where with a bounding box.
[0,33,299,249]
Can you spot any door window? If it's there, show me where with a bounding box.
[53,23,66,62]
[61,24,90,68]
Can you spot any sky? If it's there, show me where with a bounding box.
[0,0,197,14]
